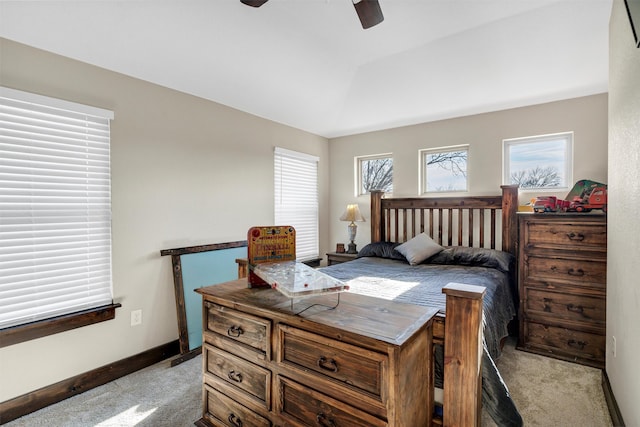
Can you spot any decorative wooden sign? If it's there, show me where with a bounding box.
[247,226,296,287]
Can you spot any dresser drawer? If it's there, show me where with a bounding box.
[277,376,387,427]
[277,325,387,398]
[522,321,605,366]
[523,254,606,289]
[204,344,271,409]
[206,303,270,354]
[203,384,271,427]
[523,220,606,250]
[523,287,605,326]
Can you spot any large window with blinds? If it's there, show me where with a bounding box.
[274,147,319,261]
[0,87,115,334]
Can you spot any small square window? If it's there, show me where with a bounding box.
[503,132,573,190]
[357,154,393,196]
[420,146,468,193]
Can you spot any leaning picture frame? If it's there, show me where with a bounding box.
[624,0,640,47]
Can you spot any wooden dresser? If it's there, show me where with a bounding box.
[517,213,607,368]
[195,279,438,427]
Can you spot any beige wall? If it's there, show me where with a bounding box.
[608,1,640,424]
[0,38,330,401]
[328,94,608,250]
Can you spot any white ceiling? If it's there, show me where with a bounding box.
[0,0,612,138]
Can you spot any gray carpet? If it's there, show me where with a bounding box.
[5,355,202,427]
[484,339,613,427]
[6,339,612,426]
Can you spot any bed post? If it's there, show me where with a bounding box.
[442,283,486,427]
[500,185,518,256]
[370,190,384,243]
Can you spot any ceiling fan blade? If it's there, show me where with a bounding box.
[240,0,269,7]
[352,0,384,29]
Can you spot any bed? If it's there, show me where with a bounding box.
[320,185,523,426]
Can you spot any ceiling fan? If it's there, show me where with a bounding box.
[240,0,384,29]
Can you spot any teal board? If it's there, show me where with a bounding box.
[180,246,247,350]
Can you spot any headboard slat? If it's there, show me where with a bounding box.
[457,210,463,246]
[438,208,444,245]
[402,209,408,242]
[490,210,496,249]
[394,209,399,242]
[468,209,474,247]
[447,209,453,246]
[479,209,485,249]
[429,210,434,239]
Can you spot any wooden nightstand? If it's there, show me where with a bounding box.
[326,252,358,265]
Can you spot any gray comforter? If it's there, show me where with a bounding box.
[320,244,523,426]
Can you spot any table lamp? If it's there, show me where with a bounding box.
[339,203,365,254]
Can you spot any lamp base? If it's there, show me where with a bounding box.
[346,242,357,254]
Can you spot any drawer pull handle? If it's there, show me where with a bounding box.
[316,412,337,427]
[568,339,586,350]
[228,413,243,427]
[317,356,339,373]
[227,325,244,337]
[228,370,243,383]
[566,232,585,241]
[567,268,585,276]
[566,304,584,314]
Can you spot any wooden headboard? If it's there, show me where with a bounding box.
[370,185,519,256]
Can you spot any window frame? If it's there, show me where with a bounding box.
[419,145,469,195]
[355,153,393,197]
[502,132,574,191]
[0,87,117,347]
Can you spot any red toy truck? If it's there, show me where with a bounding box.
[567,186,608,212]
[533,196,570,213]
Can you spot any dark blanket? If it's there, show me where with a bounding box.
[320,245,523,426]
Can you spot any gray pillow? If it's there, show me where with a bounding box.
[395,233,444,266]
[356,241,407,261]
[427,246,514,273]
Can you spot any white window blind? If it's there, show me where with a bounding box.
[274,147,319,261]
[0,87,114,329]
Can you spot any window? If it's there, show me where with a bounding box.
[0,87,115,332]
[503,132,573,190]
[274,147,319,261]
[420,146,468,193]
[357,154,393,196]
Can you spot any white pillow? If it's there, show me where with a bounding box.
[395,233,444,266]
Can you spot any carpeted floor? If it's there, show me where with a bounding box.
[6,339,612,426]
[483,338,612,427]
[4,355,202,427]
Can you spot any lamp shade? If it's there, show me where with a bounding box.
[339,204,365,223]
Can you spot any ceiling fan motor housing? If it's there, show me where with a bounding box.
[240,0,384,29]
[353,0,385,29]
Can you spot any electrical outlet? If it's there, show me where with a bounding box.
[131,309,142,326]
[612,336,617,358]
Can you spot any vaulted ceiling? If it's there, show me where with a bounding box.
[0,0,612,138]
